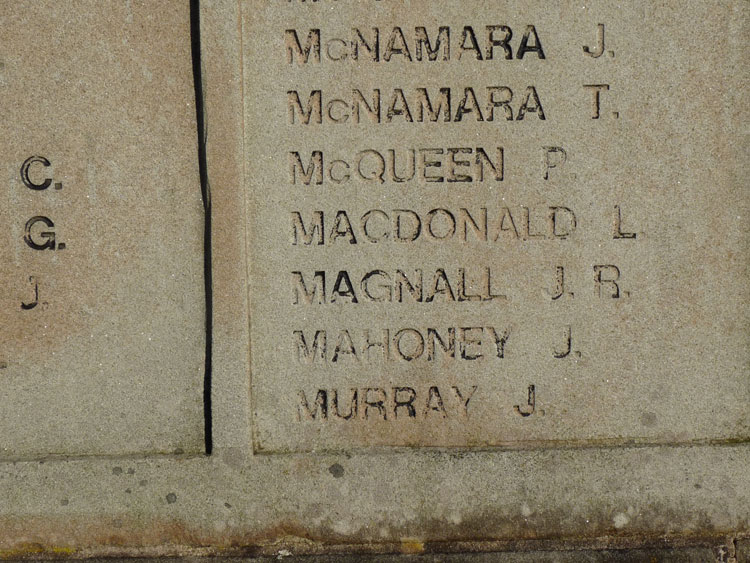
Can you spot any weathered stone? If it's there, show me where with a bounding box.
[243,1,748,453]
[60,548,734,563]
[0,0,747,558]
[0,1,205,458]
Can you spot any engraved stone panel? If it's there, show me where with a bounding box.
[0,1,745,557]
[243,1,749,452]
[0,1,205,458]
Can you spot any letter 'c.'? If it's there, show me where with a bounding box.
[21,156,53,190]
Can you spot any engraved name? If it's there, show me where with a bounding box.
[285,26,545,64]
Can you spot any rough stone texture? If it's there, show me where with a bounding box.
[0,0,747,559]
[244,0,749,453]
[0,1,205,458]
[31,548,736,563]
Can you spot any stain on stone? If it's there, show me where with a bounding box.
[613,512,630,529]
[639,412,658,427]
[400,538,425,554]
[166,493,177,504]
[60,499,68,506]
[127,468,135,475]
[139,480,148,487]
[328,463,345,478]
[112,467,123,475]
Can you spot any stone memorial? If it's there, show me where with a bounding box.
[0,0,746,560]
[0,1,206,459]
[244,1,747,454]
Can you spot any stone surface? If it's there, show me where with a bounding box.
[0,1,205,458]
[243,1,748,452]
[0,0,747,559]
[45,548,735,563]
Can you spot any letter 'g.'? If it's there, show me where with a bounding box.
[24,216,57,250]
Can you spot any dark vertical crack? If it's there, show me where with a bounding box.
[190,0,212,455]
